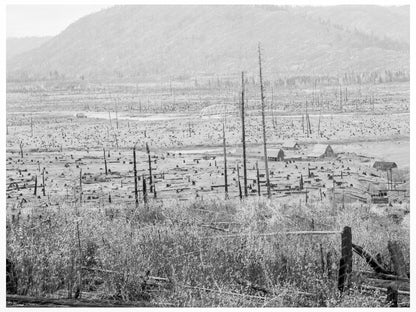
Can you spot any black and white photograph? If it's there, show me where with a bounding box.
[3,1,412,308]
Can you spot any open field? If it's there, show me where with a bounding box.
[6,80,410,307]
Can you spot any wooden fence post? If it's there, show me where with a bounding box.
[386,284,398,307]
[42,169,46,196]
[19,141,24,158]
[387,241,407,277]
[33,175,37,196]
[237,164,242,200]
[338,226,352,292]
[143,176,148,204]
[146,143,153,193]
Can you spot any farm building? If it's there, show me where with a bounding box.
[268,149,285,161]
[307,144,335,159]
[372,161,397,171]
[282,140,300,150]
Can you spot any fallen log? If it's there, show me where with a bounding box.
[352,244,392,275]
[6,295,150,307]
[356,270,409,282]
[360,285,410,296]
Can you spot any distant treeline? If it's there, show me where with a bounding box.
[7,69,409,90]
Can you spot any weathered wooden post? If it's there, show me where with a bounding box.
[300,174,304,191]
[33,175,37,196]
[327,251,333,278]
[338,226,352,292]
[143,175,148,204]
[103,148,108,175]
[386,284,398,307]
[256,161,261,196]
[133,146,138,207]
[19,141,24,158]
[237,164,242,200]
[387,241,407,277]
[42,168,46,196]
[146,143,153,192]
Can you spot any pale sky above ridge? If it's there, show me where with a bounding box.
[7,5,111,38]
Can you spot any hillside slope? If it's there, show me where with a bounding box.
[7,5,409,80]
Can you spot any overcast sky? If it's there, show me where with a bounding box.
[7,5,111,38]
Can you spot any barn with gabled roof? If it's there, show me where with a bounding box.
[308,144,335,159]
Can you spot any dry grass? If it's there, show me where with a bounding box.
[6,197,409,307]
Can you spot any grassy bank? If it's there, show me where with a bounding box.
[6,197,409,307]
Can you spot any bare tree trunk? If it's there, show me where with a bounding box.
[256,161,261,196]
[258,43,271,198]
[79,169,82,204]
[133,146,138,207]
[241,71,248,197]
[103,148,108,175]
[222,122,228,199]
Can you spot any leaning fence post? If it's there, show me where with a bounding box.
[386,283,398,307]
[338,226,352,292]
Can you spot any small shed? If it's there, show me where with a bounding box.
[268,149,285,161]
[277,149,285,161]
[308,144,335,159]
[282,140,300,150]
[372,161,397,171]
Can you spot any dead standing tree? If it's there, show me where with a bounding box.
[222,119,228,199]
[241,71,248,197]
[103,148,108,175]
[258,43,271,198]
[133,145,138,207]
[19,141,24,158]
